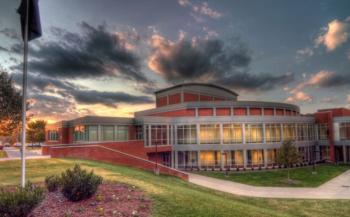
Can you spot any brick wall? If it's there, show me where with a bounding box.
[43,144,188,181]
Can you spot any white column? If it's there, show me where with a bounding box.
[171,150,175,168]
[167,125,170,145]
[174,125,178,145]
[263,124,266,144]
[213,107,216,116]
[264,149,268,167]
[148,124,152,146]
[175,151,178,169]
[143,125,147,146]
[196,123,200,145]
[195,108,198,117]
[280,124,284,142]
[243,149,247,168]
[220,124,223,145]
[197,151,201,169]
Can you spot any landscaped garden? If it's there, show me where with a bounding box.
[1,159,350,217]
[195,164,350,187]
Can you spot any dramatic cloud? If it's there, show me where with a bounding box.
[178,0,222,20]
[0,28,19,40]
[315,17,350,51]
[24,22,149,83]
[286,91,312,103]
[296,47,314,61]
[148,34,293,91]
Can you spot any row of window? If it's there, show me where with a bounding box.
[146,123,326,146]
[74,125,129,142]
[47,130,59,141]
[340,122,350,140]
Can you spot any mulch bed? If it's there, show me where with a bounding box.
[29,183,152,217]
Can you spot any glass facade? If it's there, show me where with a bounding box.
[150,125,168,146]
[87,125,98,141]
[199,124,220,144]
[247,149,264,165]
[267,149,277,164]
[245,124,263,143]
[73,125,127,142]
[200,151,221,167]
[318,124,328,140]
[115,125,128,141]
[283,124,296,141]
[74,125,86,141]
[265,124,281,143]
[48,130,59,141]
[223,124,243,144]
[177,125,197,144]
[340,122,350,140]
[178,151,198,168]
[102,125,114,141]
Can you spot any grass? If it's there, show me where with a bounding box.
[1,159,350,217]
[195,164,350,187]
[0,150,8,158]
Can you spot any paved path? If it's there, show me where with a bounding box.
[189,170,350,199]
[1,147,50,161]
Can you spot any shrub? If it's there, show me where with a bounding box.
[45,175,61,192]
[0,182,44,217]
[61,164,103,201]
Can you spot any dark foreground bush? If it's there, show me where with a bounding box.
[61,164,103,201]
[45,175,61,192]
[0,182,44,217]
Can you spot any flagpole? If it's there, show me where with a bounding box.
[21,0,29,188]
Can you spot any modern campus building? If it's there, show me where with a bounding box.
[45,83,350,170]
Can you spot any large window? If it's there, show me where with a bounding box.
[115,125,129,141]
[283,124,295,141]
[86,125,98,141]
[245,124,263,143]
[267,149,277,164]
[200,151,221,167]
[265,124,281,143]
[199,124,220,144]
[177,125,197,144]
[178,151,198,168]
[297,124,308,141]
[247,149,264,165]
[228,150,244,166]
[340,122,350,140]
[48,130,59,141]
[223,124,243,144]
[102,125,114,141]
[151,125,168,146]
[307,124,315,140]
[318,124,328,140]
[74,125,86,141]
[135,125,143,140]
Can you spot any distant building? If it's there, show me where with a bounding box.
[45,83,350,169]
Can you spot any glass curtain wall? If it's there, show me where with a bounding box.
[199,124,220,144]
[177,125,197,144]
[340,122,350,140]
[200,151,221,167]
[283,124,296,141]
[151,125,168,146]
[223,124,243,144]
[102,125,114,141]
[265,124,281,143]
[245,124,263,143]
[318,124,328,140]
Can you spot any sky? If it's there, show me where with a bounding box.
[0,0,349,123]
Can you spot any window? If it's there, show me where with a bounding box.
[265,124,281,143]
[223,124,242,144]
[48,130,59,141]
[102,125,114,141]
[199,124,220,144]
[115,125,129,141]
[267,149,277,164]
[296,124,308,141]
[340,122,350,140]
[245,124,263,143]
[307,124,315,140]
[200,151,221,167]
[283,124,295,141]
[74,125,86,141]
[177,125,197,144]
[135,125,143,140]
[151,125,168,146]
[87,125,98,141]
[318,124,328,140]
[178,151,198,168]
[229,150,244,166]
[247,149,264,165]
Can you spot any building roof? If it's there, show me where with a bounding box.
[154,83,239,96]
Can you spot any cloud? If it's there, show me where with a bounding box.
[296,47,314,61]
[19,22,150,83]
[148,34,293,91]
[0,28,19,40]
[286,91,312,103]
[178,0,222,20]
[315,17,350,51]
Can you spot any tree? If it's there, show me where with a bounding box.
[0,71,23,141]
[27,120,46,145]
[276,140,301,183]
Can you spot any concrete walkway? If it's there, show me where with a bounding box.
[0,147,50,161]
[189,170,350,199]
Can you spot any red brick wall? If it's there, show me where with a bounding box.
[183,92,199,102]
[216,108,231,116]
[46,145,188,181]
[234,108,247,116]
[156,96,168,107]
[264,108,274,116]
[198,108,213,116]
[168,93,181,105]
[150,109,196,117]
[250,108,262,116]
[285,110,292,116]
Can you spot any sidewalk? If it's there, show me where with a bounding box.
[188,170,350,199]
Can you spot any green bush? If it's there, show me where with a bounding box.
[61,164,103,201]
[45,175,61,192]
[0,182,44,217]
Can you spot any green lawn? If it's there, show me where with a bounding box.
[196,164,350,187]
[0,150,7,158]
[1,159,350,217]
